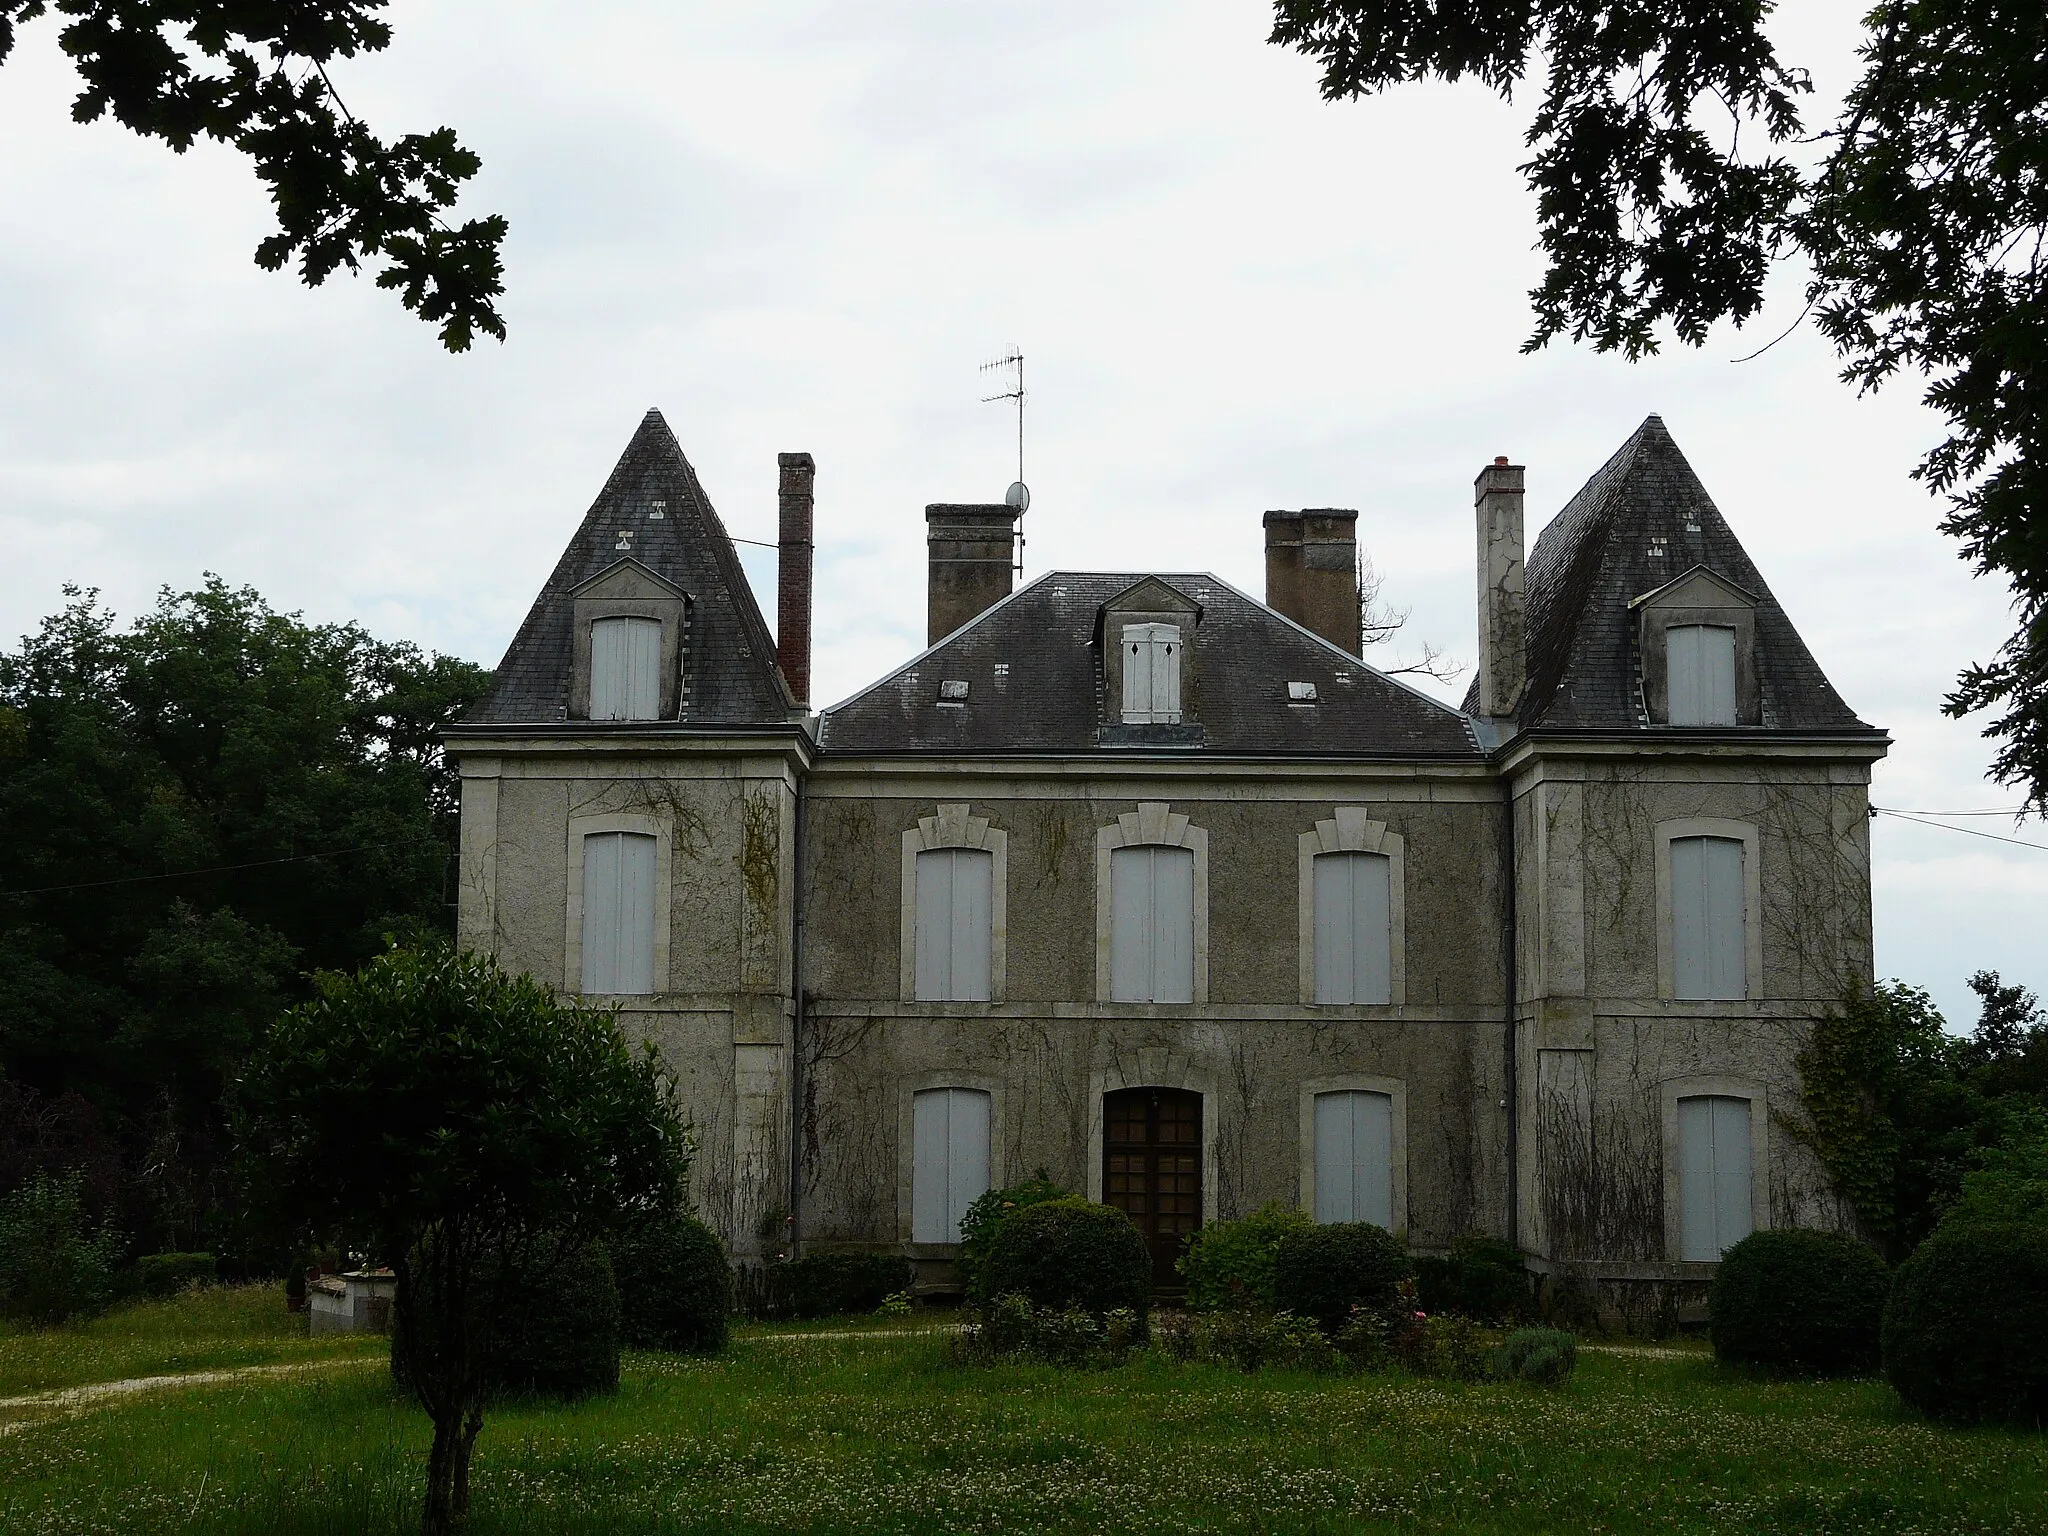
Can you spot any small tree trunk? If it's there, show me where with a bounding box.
[422,1408,461,1536]
[451,1407,484,1522]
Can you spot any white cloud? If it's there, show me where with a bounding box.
[0,1,2037,1024]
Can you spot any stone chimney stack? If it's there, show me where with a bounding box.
[777,452,815,706]
[925,503,1018,644]
[1263,509,1361,654]
[1473,456,1526,718]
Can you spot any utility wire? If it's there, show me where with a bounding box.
[1871,808,2048,852]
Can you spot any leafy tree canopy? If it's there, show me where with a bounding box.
[0,1,506,350]
[0,578,489,1251]
[236,942,690,1534]
[1272,1,2048,809]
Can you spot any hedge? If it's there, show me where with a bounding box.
[134,1252,216,1300]
[980,1198,1151,1318]
[1709,1229,1887,1376]
[612,1210,730,1353]
[1273,1222,1413,1334]
[1414,1234,1529,1323]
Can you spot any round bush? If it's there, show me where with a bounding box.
[1273,1222,1413,1333]
[1709,1228,1888,1376]
[612,1211,730,1353]
[1883,1220,2048,1425]
[1178,1203,1311,1313]
[133,1252,216,1300]
[787,1250,913,1319]
[980,1198,1150,1317]
[1498,1326,1578,1386]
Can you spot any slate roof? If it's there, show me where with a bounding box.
[1466,415,1878,736]
[820,573,1480,758]
[463,410,793,727]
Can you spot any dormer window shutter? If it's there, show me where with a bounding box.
[590,615,662,720]
[1668,624,1737,726]
[1120,622,1182,724]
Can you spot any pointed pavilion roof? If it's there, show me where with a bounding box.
[1472,414,1877,735]
[465,410,792,726]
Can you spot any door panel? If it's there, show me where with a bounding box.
[1102,1087,1203,1287]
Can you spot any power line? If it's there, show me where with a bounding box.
[1871,808,2048,852]
[1879,806,2031,818]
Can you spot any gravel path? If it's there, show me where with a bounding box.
[0,1356,383,1435]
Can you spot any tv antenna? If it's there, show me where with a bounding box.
[980,349,1027,576]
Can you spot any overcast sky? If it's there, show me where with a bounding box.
[1,2,2039,1024]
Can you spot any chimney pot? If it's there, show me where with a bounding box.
[777,452,815,707]
[1263,509,1362,654]
[1474,459,1527,718]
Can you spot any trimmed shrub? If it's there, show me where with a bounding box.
[1414,1234,1530,1323]
[1498,1327,1578,1387]
[490,1244,621,1398]
[959,1173,1073,1303]
[0,1172,122,1325]
[1178,1203,1312,1312]
[1883,1219,2048,1425]
[1157,1307,1338,1373]
[134,1252,216,1300]
[1709,1228,1887,1376]
[980,1198,1151,1318]
[396,1242,622,1401]
[786,1250,912,1320]
[955,1293,1145,1367]
[1272,1222,1413,1334]
[612,1210,729,1353]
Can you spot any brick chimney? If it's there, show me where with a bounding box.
[1473,456,1526,718]
[777,452,814,706]
[1263,509,1361,654]
[925,503,1018,644]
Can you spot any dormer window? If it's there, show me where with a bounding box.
[1121,623,1182,724]
[1631,565,1760,728]
[569,559,690,722]
[1667,624,1737,725]
[590,616,662,720]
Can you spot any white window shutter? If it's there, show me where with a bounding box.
[1672,835,1746,1000]
[948,849,994,1003]
[1119,623,1182,723]
[1668,624,1737,726]
[1109,846,1151,1001]
[1314,1091,1393,1228]
[580,831,656,994]
[590,616,662,720]
[911,1089,948,1243]
[1711,1096,1754,1252]
[948,1088,991,1239]
[1312,853,1352,1005]
[1678,1095,1753,1259]
[1151,847,1196,1003]
[914,849,954,1002]
[1313,853,1392,1005]
[911,1087,991,1243]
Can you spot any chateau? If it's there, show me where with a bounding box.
[447,410,1886,1303]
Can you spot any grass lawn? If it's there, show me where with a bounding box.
[2,1292,2043,1534]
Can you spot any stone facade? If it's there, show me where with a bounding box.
[447,410,1886,1301]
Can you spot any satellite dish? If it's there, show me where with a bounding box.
[1006,481,1031,512]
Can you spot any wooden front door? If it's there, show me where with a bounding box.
[1103,1087,1203,1287]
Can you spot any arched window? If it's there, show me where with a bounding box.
[914,847,994,1002]
[580,830,656,994]
[911,1087,991,1244]
[1109,845,1196,1003]
[1670,835,1746,999]
[1676,1095,1754,1260]
[1311,851,1393,1005]
[1313,1090,1395,1227]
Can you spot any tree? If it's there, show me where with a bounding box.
[0,1,505,350]
[1271,2,2048,810]
[0,579,489,1252]
[1359,551,1463,683]
[237,943,690,1535]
